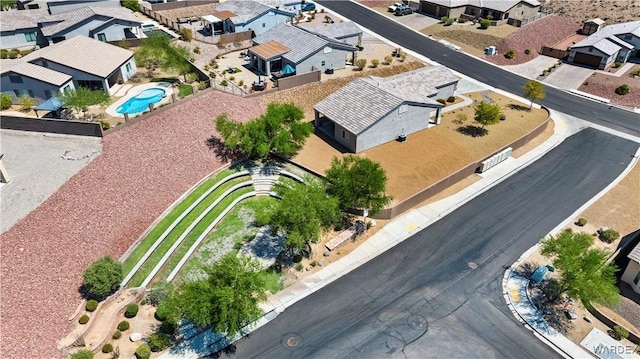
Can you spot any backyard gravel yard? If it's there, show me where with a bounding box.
[0,90,263,358]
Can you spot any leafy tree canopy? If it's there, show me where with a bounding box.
[165,253,267,336]
[522,80,545,109]
[59,87,110,118]
[215,102,313,160]
[265,177,341,250]
[83,255,123,300]
[70,349,94,359]
[540,229,619,307]
[473,101,502,129]
[325,155,391,215]
[120,0,139,12]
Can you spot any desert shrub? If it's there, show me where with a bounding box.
[70,349,94,359]
[454,113,468,124]
[193,46,201,54]
[125,304,139,318]
[499,113,506,121]
[504,49,516,59]
[355,58,367,70]
[633,68,640,76]
[576,218,587,226]
[440,16,449,23]
[229,75,235,81]
[1,93,12,110]
[135,344,151,359]
[601,229,620,243]
[613,325,630,340]
[198,81,206,90]
[117,320,130,331]
[148,333,171,352]
[179,28,192,42]
[371,59,379,68]
[446,18,455,26]
[457,17,466,23]
[615,84,630,95]
[98,120,110,130]
[155,303,170,321]
[613,61,621,68]
[102,344,113,353]
[186,73,198,83]
[238,80,244,86]
[20,49,32,56]
[8,49,20,59]
[447,96,456,103]
[320,8,324,12]
[78,314,90,324]
[480,19,491,29]
[0,49,7,59]
[159,321,177,335]
[524,49,531,55]
[19,95,34,111]
[384,55,393,65]
[436,98,446,105]
[310,260,317,267]
[295,263,303,271]
[112,330,122,339]
[220,79,228,87]
[203,64,210,71]
[85,299,98,312]
[400,52,407,62]
[209,71,216,78]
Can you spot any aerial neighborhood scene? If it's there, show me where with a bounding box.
[1,0,640,358]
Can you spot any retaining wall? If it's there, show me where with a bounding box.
[1,115,103,137]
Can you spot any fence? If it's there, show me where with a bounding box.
[508,12,548,27]
[541,46,569,59]
[0,115,103,137]
[149,0,218,12]
[193,30,253,45]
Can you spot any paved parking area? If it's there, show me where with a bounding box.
[502,55,560,80]
[0,130,102,233]
[388,12,439,30]
[543,63,594,90]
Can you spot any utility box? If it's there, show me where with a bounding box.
[486,46,497,56]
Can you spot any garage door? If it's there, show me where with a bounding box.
[573,52,602,68]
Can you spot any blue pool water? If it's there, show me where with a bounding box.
[116,88,166,114]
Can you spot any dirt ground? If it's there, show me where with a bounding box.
[293,91,549,203]
[540,0,640,25]
[420,22,517,57]
[579,64,640,108]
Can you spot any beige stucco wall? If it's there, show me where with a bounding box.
[622,260,640,294]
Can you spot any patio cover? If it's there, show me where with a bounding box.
[34,97,64,118]
[201,14,222,23]
[250,40,291,60]
[281,63,296,75]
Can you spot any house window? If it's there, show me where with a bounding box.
[341,129,349,140]
[323,47,332,54]
[63,85,72,92]
[321,60,325,66]
[262,22,266,27]
[126,63,132,73]
[399,105,407,114]
[97,33,107,42]
[9,75,23,83]
[635,271,640,285]
[44,90,52,99]
[13,90,20,97]
[42,60,48,68]
[25,32,37,42]
[625,34,632,40]
[588,48,593,52]
[28,90,34,97]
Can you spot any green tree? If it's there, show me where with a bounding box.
[134,35,168,78]
[83,255,123,299]
[70,349,94,359]
[264,177,341,251]
[473,101,502,129]
[540,229,619,307]
[522,80,545,110]
[0,0,17,11]
[214,102,313,160]
[164,44,192,81]
[165,253,266,336]
[120,0,139,12]
[135,343,151,359]
[325,155,391,215]
[1,93,12,110]
[59,87,110,119]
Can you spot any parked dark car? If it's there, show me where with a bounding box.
[301,2,316,11]
[395,5,412,16]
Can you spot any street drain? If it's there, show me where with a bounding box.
[281,333,303,349]
[407,314,428,331]
[468,261,478,269]
[287,337,298,347]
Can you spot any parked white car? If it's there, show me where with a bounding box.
[388,2,403,12]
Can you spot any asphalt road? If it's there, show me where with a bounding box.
[232,129,638,358]
[316,1,640,137]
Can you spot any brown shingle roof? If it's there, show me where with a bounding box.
[250,40,290,60]
[212,10,236,20]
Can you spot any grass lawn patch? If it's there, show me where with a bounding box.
[128,183,252,287]
[122,169,240,275]
[175,196,277,283]
[151,77,180,84]
[259,268,284,294]
[178,84,194,98]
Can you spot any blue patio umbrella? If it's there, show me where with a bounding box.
[34,97,64,118]
[281,64,296,75]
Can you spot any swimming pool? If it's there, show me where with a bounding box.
[116,88,166,115]
[143,29,175,40]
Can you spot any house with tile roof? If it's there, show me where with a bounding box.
[622,240,640,294]
[206,0,295,36]
[419,0,540,24]
[568,20,640,69]
[17,0,120,14]
[313,66,459,153]
[1,35,136,100]
[0,9,49,50]
[247,23,357,76]
[309,21,363,48]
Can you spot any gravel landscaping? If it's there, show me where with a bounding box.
[0,90,264,358]
[578,64,640,108]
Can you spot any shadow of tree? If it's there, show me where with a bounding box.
[206,135,243,162]
[507,103,530,111]
[457,125,488,137]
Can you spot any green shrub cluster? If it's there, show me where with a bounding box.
[613,325,630,340]
[102,343,113,353]
[85,299,98,312]
[600,229,620,243]
[480,19,491,29]
[615,84,630,95]
[446,96,456,103]
[504,49,516,59]
[70,349,94,359]
[135,343,151,359]
[371,59,379,68]
[155,303,170,321]
[179,28,193,42]
[436,98,446,105]
[112,330,122,339]
[148,333,171,352]
[78,314,90,324]
[576,218,587,226]
[446,18,455,26]
[1,93,12,110]
[125,304,139,318]
[117,320,130,331]
[524,49,531,55]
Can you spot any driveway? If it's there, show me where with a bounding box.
[390,12,439,30]
[543,63,594,90]
[502,55,560,80]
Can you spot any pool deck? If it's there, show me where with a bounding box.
[105,82,174,118]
